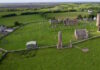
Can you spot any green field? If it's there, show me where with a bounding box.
[1,43,100,70]
[0,15,97,50]
[0,3,100,70]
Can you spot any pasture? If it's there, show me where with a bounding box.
[0,3,100,70]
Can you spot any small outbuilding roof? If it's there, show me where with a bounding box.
[26,41,37,45]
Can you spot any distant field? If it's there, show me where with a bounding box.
[0,14,45,26]
[47,12,88,19]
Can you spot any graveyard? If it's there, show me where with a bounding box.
[0,3,100,70]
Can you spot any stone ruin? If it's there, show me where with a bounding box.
[74,29,88,40]
[26,41,38,50]
[57,31,63,49]
[49,18,78,27]
[96,13,100,31]
[49,19,59,28]
[63,18,78,26]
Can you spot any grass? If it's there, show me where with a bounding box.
[0,12,98,50]
[0,20,97,50]
[0,47,100,70]
[47,12,88,19]
[0,14,45,26]
[0,53,2,58]
[0,3,100,70]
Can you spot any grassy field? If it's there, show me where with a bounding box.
[0,14,45,26]
[47,12,88,19]
[1,43,100,70]
[0,17,97,50]
[0,3,100,70]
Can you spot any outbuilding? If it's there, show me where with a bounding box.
[26,41,38,50]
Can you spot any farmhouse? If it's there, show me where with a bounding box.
[0,25,14,34]
[74,29,88,40]
[0,25,6,33]
[63,18,78,26]
[26,41,38,50]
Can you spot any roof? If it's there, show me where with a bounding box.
[5,28,14,32]
[26,41,37,45]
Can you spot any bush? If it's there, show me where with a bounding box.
[77,15,83,20]
[14,21,22,26]
[2,13,17,18]
[20,12,40,15]
[88,14,95,20]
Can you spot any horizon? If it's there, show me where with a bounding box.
[0,0,100,3]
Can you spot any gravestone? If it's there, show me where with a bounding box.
[26,41,38,50]
[57,31,62,49]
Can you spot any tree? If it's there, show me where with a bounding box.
[14,21,22,26]
[77,15,83,20]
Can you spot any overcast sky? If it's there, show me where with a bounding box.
[0,0,100,3]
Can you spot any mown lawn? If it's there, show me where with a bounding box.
[0,45,100,70]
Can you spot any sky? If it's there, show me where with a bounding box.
[0,0,100,3]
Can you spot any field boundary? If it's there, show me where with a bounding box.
[72,35,100,45]
[0,35,100,63]
[0,20,48,41]
[0,52,9,63]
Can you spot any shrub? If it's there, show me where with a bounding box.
[77,15,83,20]
[14,21,22,26]
[2,13,17,18]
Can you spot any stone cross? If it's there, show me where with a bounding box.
[57,31,63,49]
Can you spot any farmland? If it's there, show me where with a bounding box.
[0,3,100,70]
